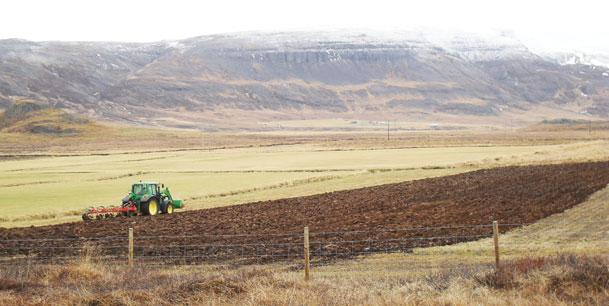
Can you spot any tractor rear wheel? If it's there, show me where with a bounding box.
[142,199,159,216]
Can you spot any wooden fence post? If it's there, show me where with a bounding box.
[128,227,134,267]
[304,226,310,281]
[493,221,500,270]
[22,250,31,290]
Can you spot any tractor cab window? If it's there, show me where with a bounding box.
[132,184,146,195]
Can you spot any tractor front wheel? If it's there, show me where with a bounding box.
[166,203,174,214]
[142,199,159,216]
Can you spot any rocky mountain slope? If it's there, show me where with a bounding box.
[1,30,608,130]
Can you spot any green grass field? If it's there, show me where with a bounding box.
[1,139,608,227]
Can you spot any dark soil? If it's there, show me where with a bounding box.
[1,161,608,264]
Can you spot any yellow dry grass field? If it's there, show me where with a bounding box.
[1,119,609,154]
[1,138,609,227]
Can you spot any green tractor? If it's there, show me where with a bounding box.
[82,181,184,220]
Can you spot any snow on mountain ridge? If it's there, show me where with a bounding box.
[182,29,534,61]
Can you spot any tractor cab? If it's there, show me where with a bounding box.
[132,182,158,196]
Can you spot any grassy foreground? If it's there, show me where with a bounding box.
[1,254,607,305]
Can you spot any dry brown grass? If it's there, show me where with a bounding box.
[475,255,609,305]
[2,125,609,155]
[1,254,608,305]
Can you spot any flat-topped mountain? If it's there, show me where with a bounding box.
[1,30,608,130]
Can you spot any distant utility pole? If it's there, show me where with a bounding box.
[201,131,205,149]
[387,120,390,141]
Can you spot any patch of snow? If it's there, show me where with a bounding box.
[164,41,187,50]
[541,50,609,69]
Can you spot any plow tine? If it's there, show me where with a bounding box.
[81,204,136,221]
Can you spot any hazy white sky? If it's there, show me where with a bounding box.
[1,0,607,53]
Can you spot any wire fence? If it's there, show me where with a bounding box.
[0,221,607,276]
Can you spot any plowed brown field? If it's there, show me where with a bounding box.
[1,161,609,264]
